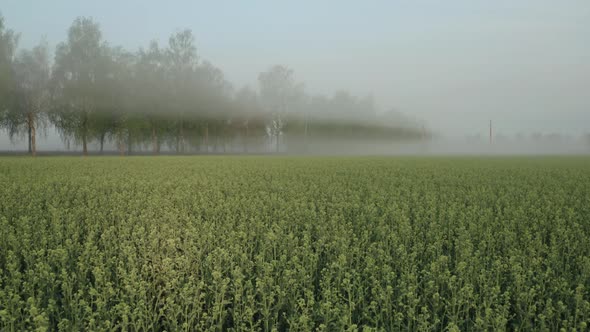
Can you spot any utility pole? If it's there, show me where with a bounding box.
[489,120,493,144]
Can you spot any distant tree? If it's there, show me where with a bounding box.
[5,40,51,156]
[0,13,428,155]
[0,14,19,128]
[195,60,232,152]
[135,41,169,154]
[531,132,543,143]
[258,65,303,152]
[167,29,198,153]
[100,46,136,155]
[50,17,106,156]
[234,86,263,152]
[92,111,112,154]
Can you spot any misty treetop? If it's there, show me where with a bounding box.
[0,14,426,156]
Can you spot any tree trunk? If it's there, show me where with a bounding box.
[152,125,158,155]
[214,133,218,152]
[204,123,209,153]
[269,135,273,153]
[117,129,125,156]
[82,134,88,156]
[31,126,36,157]
[244,123,249,153]
[221,127,226,153]
[82,113,88,156]
[29,114,36,157]
[179,119,185,154]
[304,113,308,151]
[28,125,32,154]
[127,131,132,155]
[27,113,37,157]
[276,132,280,153]
[99,132,105,154]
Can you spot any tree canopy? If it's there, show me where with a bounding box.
[0,14,427,155]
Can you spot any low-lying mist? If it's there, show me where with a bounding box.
[2,125,588,155]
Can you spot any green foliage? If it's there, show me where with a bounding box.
[2,14,428,155]
[1,156,589,331]
[0,13,18,116]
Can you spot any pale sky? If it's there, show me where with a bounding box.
[2,0,589,138]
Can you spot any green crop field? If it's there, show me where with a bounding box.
[1,156,589,331]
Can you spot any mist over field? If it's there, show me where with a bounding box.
[1,1,589,154]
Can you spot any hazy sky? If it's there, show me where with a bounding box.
[2,0,589,137]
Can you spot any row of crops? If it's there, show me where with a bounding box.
[0,156,589,331]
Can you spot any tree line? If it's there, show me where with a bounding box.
[0,15,426,156]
